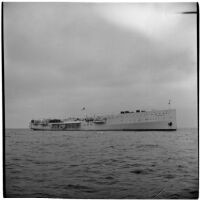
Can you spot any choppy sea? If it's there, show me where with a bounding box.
[5,128,198,198]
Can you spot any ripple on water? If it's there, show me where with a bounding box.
[5,128,198,198]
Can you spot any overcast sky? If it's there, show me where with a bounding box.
[4,3,197,128]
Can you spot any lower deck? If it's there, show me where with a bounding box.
[30,120,177,131]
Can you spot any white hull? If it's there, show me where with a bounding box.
[30,109,177,131]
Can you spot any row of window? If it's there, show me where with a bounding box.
[51,124,80,129]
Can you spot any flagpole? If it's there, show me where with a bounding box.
[81,107,86,119]
[168,99,171,110]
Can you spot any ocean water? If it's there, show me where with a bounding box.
[5,128,198,198]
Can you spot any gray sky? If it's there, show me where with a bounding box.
[4,3,197,128]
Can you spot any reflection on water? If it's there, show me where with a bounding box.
[5,128,198,198]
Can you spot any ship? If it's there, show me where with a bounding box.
[29,109,177,131]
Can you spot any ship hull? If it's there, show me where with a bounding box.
[30,109,177,131]
[31,128,176,131]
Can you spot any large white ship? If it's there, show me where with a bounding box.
[29,109,177,131]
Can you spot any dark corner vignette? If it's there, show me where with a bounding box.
[2,1,6,198]
[197,2,199,199]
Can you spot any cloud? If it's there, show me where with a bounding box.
[96,3,196,39]
[4,3,197,128]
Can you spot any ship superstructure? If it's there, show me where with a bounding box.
[29,109,177,131]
